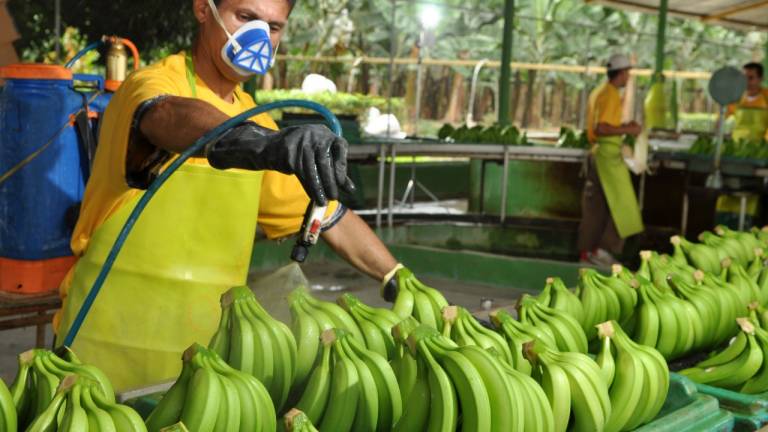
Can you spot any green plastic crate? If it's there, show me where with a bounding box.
[695,382,768,431]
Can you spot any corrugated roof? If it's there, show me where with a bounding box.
[585,0,768,30]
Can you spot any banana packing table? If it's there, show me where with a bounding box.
[0,291,60,347]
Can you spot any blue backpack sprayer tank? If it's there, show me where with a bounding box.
[0,36,342,347]
[0,36,137,295]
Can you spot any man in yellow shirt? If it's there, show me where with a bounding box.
[727,62,768,142]
[578,54,644,267]
[54,0,416,391]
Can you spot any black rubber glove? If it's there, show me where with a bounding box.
[205,122,355,205]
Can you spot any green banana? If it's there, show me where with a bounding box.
[289,295,321,391]
[740,325,768,393]
[24,391,65,432]
[420,341,457,432]
[90,389,146,432]
[59,380,89,432]
[595,327,615,386]
[459,345,525,432]
[298,288,365,341]
[680,318,763,389]
[0,377,15,432]
[81,386,117,432]
[296,342,332,424]
[342,336,402,431]
[392,355,430,432]
[145,362,194,431]
[180,367,222,432]
[318,334,360,432]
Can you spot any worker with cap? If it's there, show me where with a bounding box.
[54,0,423,391]
[578,53,645,266]
[727,62,768,142]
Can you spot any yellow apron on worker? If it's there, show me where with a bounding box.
[56,53,264,392]
[56,163,263,391]
[593,136,644,239]
[732,106,768,143]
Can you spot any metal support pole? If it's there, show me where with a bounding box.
[498,0,515,125]
[500,147,511,223]
[375,143,386,228]
[385,0,397,138]
[414,32,425,138]
[653,0,669,81]
[387,144,398,228]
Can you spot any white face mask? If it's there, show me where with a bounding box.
[207,0,278,77]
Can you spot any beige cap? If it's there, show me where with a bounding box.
[607,54,632,72]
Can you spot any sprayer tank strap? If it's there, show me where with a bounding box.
[184,52,241,102]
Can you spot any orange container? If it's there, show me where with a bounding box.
[0,256,75,294]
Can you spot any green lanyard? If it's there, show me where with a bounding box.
[185,52,198,99]
[185,52,241,103]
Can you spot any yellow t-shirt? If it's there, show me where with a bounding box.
[726,88,768,117]
[587,82,623,144]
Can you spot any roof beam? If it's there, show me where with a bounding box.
[703,0,768,22]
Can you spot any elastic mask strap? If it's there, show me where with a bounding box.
[207,0,242,53]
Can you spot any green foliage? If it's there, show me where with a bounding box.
[254,89,404,117]
[438,122,528,145]
[689,135,768,160]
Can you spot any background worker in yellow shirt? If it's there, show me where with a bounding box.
[578,54,645,267]
[727,62,768,142]
[54,0,420,391]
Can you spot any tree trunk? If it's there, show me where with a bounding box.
[523,70,538,129]
[443,52,469,123]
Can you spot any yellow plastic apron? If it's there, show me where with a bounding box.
[732,106,768,142]
[593,136,644,239]
[56,56,264,392]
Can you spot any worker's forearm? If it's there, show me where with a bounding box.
[595,123,631,137]
[322,211,398,281]
[140,96,229,154]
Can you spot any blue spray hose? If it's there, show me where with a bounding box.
[65,40,106,69]
[62,99,342,348]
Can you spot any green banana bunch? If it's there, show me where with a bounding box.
[697,271,745,339]
[145,343,275,432]
[25,374,145,432]
[576,269,625,340]
[672,235,721,274]
[287,286,364,401]
[741,306,768,393]
[338,293,401,360]
[596,321,670,432]
[441,306,514,364]
[0,376,16,432]
[632,281,702,360]
[405,324,527,432]
[524,340,612,432]
[700,231,750,265]
[680,318,765,391]
[490,348,556,432]
[536,277,585,325]
[490,308,557,375]
[668,273,735,350]
[9,348,115,430]
[208,286,297,413]
[283,408,320,432]
[751,302,768,330]
[296,328,402,432]
[517,295,589,353]
[390,267,450,329]
[716,225,762,264]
